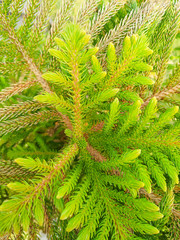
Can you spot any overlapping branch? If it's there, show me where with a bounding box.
[0,80,36,103]
[0,14,51,93]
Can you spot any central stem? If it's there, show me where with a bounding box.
[71,53,83,140]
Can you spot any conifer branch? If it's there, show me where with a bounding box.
[42,0,74,59]
[90,0,126,38]
[9,0,25,27]
[0,80,36,103]
[0,0,13,14]
[152,4,180,93]
[26,144,78,199]
[28,0,56,50]
[0,8,179,237]
[104,34,153,89]
[0,160,36,184]
[142,83,180,107]
[166,64,180,89]
[0,101,44,121]
[76,0,100,28]
[140,188,180,220]
[0,14,51,93]
[34,92,73,114]
[86,143,107,163]
[97,2,167,61]
[0,110,60,136]
[0,144,78,234]
[128,137,180,148]
[71,60,83,140]
[18,0,40,43]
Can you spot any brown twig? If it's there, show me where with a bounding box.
[86,143,107,162]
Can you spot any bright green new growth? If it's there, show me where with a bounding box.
[0,1,180,239]
[0,24,179,240]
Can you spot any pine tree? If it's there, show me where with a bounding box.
[0,0,179,239]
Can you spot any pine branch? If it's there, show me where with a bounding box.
[71,53,83,140]
[28,0,56,50]
[7,146,57,160]
[15,157,54,173]
[0,40,26,77]
[104,98,120,133]
[18,0,41,44]
[0,14,51,93]
[34,92,73,115]
[140,188,180,220]
[142,83,180,107]
[76,0,100,28]
[89,0,126,38]
[117,100,141,137]
[125,137,180,148]
[103,35,153,89]
[97,1,167,62]
[166,64,180,89]
[152,150,179,185]
[0,110,60,136]
[0,80,36,103]
[0,160,36,184]
[152,3,180,93]
[140,154,167,192]
[42,0,74,62]
[0,144,78,234]
[0,60,27,77]
[1,10,73,136]
[57,162,83,199]
[0,101,45,121]
[9,0,25,27]
[0,0,13,14]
